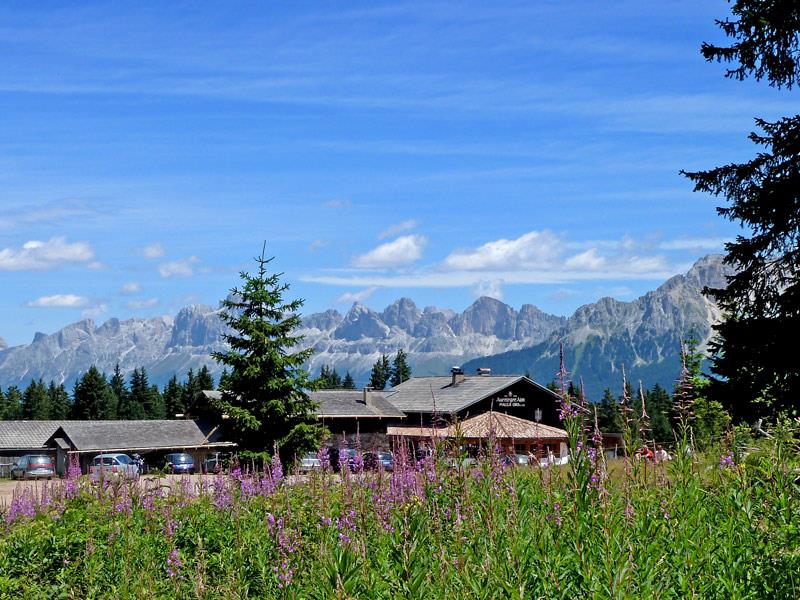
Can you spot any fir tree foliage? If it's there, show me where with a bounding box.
[72,366,116,420]
[47,381,70,420]
[369,354,392,390]
[318,365,343,389]
[22,379,50,420]
[342,371,356,390]
[390,349,411,387]
[211,245,322,461]
[683,1,800,420]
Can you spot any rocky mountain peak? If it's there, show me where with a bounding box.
[381,297,422,334]
[302,309,342,331]
[333,303,391,341]
[450,296,517,338]
[168,304,225,348]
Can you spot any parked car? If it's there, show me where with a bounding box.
[10,454,55,480]
[89,453,139,480]
[363,451,393,472]
[502,454,531,467]
[201,456,227,474]
[298,452,322,473]
[163,453,195,474]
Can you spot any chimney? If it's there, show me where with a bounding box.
[363,386,375,406]
[451,366,465,386]
[476,367,492,376]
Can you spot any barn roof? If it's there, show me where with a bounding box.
[200,389,405,420]
[48,420,234,453]
[383,375,559,414]
[0,420,66,450]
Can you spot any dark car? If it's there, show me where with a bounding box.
[163,453,195,474]
[364,451,393,472]
[329,448,358,473]
[10,454,55,480]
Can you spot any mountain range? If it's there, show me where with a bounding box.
[0,255,730,399]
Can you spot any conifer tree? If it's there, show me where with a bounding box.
[117,368,146,420]
[163,374,184,418]
[129,367,164,419]
[369,354,391,390]
[182,368,199,414]
[2,386,22,420]
[22,379,51,420]
[196,365,215,392]
[72,366,116,419]
[48,381,71,420]
[211,245,322,461]
[683,2,800,419]
[597,388,620,433]
[109,363,127,418]
[342,371,356,390]
[0,387,6,420]
[390,349,411,387]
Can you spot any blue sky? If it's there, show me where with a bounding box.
[0,1,794,346]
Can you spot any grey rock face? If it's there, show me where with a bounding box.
[449,297,518,338]
[381,298,422,334]
[333,304,391,341]
[302,309,342,331]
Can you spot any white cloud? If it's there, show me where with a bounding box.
[120,281,141,295]
[26,294,91,308]
[336,287,379,304]
[442,230,560,271]
[353,235,426,269]
[126,297,159,309]
[87,261,107,270]
[141,242,165,259]
[473,279,503,300]
[659,236,728,251]
[378,219,417,240]
[564,248,606,270]
[159,256,200,278]
[0,236,94,271]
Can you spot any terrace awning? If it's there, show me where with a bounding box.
[387,411,567,441]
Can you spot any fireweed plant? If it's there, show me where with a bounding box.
[0,405,799,597]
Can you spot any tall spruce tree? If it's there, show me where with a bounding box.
[196,366,215,393]
[2,386,22,420]
[211,246,322,462]
[369,354,391,390]
[48,381,70,420]
[109,363,127,418]
[72,366,116,419]
[129,367,165,419]
[117,368,146,420]
[390,349,411,387]
[22,379,50,420]
[682,2,800,420]
[342,371,356,390]
[163,375,184,418]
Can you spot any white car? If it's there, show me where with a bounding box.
[89,453,139,480]
[298,452,322,473]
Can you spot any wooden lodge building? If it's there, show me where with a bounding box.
[383,368,569,458]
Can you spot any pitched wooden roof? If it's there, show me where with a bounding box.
[383,375,560,414]
[387,411,567,440]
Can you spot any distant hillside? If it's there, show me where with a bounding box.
[463,255,730,399]
[0,255,728,396]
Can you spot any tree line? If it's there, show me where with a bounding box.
[0,364,223,421]
[591,340,730,450]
